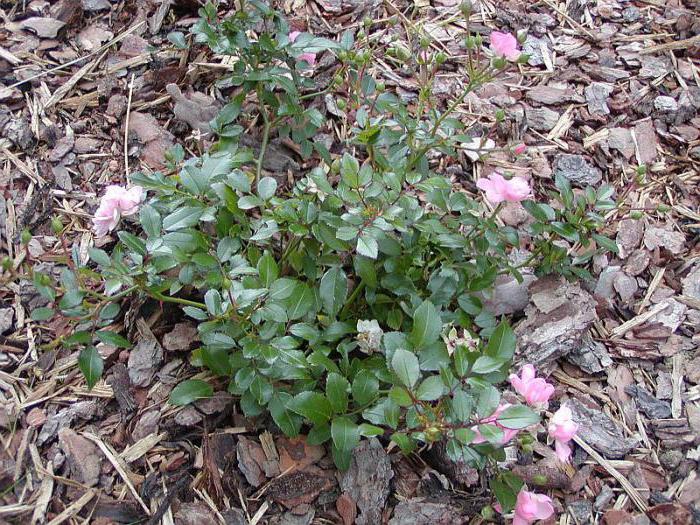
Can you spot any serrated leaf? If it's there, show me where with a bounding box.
[257,253,279,288]
[496,405,540,429]
[257,177,278,200]
[485,321,516,360]
[356,234,378,259]
[416,375,445,401]
[471,355,506,374]
[162,206,204,231]
[286,282,314,320]
[95,331,131,348]
[351,370,379,406]
[288,391,333,425]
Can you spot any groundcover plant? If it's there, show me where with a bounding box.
[19,0,617,518]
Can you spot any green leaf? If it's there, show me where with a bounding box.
[593,233,619,254]
[411,300,441,348]
[416,375,445,401]
[451,390,473,422]
[163,206,204,231]
[391,433,416,454]
[257,176,278,200]
[307,424,331,445]
[88,247,111,266]
[331,416,360,452]
[95,331,131,348]
[288,392,333,425]
[351,370,379,406]
[257,253,279,288]
[471,355,505,374]
[485,321,516,360]
[454,428,476,445]
[476,385,501,418]
[391,348,420,389]
[139,204,162,237]
[356,234,378,259]
[340,153,360,187]
[169,379,213,406]
[78,346,103,390]
[332,443,352,471]
[319,267,348,317]
[31,307,54,321]
[477,424,505,445]
[496,405,540,429]
[326,372,350,414]
[389,386,413,407]
[269,278,297,301]
[286,282,315,320]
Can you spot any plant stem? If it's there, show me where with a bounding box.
[340,281,365,320]
[148,291,207,309]
[256,87,271,186]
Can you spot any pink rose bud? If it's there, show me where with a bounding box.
[289,31,317,65]
[93,185,145,237]
[548,405,579,462]
[471,403,520,445]
[489,31,521,61]
[509,365,555,407]
[514,143,527,155]
[476,172,531,203]
[513,490,554,525]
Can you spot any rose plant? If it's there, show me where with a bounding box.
[15,0,617,517]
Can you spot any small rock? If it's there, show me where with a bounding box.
[568,500,593,524]
[481,273,537,316]
[166,84,221,134]
[20,17,66,38]
[525,107,560,131]
[526,86,582,105]
[237,436,267,487]
[585,82,614,115]
[553,154,602,186]
[0,308,13,334]
[567,333,613,374]
[613,272,638,302]
[685,356,700,385]
[77,24,113,51]
[174,502,218,525]
[640,56,672,79]
[26,407,47,427]
[643,227,685,254]
[656,372,673,399]
[649,298,687,332]
[634,120,658,165]
[624,385,672,419]
[81,0,110,10]
[3,117,34,150]
[52,165,73,191]
[523,35,551,67]
[48,133,75,161]
[73,137,101,153]
[569,398,639,458]
[654,96,678,113]
[106,94,127,117]
[681,265,700,300]
[607,128,635,159]
[616,219,643,257]
[389,499,469,525]
[131,409,160,441]
[658,449,683,471]
[37,400,96,445]
[58,428,101,486]
[622,6,640,21]
[127,336,164,388]
[624,250,650,276]
[595,485,615,510]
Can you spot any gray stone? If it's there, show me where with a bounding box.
[659,449,683,470]
[523,35,551,67]
[569,398,639,458]
[585,82,614,115]
[567,500,593,525]
[553,154,602,186]
[622,6,640,21]
[0,308,13,334]
[58,428,101,486]
[595,485,615,510]
[481,273,537,316]
[625,385,672,419]
[525,107,560,131]
[567,333,613,374]
[654,96,678,113]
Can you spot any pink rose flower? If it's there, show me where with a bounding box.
[93,185,144,237]
[490,31,521,61]
[513,490,554,525]
[548,405,579,462]
[509,365,555,407]
[289,31,317,65]
[476,172,531,203]
[472,403,520,445]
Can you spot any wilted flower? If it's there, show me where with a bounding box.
[513,490,554,525]
[476,172,531,203]
[93,185,144,237]
[509,365,554,407]
[548,404,579,462]
[489,31,521,61]
[289,31,317,65]
[357,319,383,354]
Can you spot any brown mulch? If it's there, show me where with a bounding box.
[1,0,699,524]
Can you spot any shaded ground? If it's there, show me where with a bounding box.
[1,0,699,524]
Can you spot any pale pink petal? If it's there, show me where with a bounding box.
[521,364,536,381]
[298,52,317,65]
[514,143,527,155]
[554,439,572,462]
[118,186,145,216]
[531,494,555,520]
[289,31,301,42]
[503,176,531,201]
[490,31,520,61]
[476,177,505,203]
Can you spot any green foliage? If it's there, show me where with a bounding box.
[32,0,617,487]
